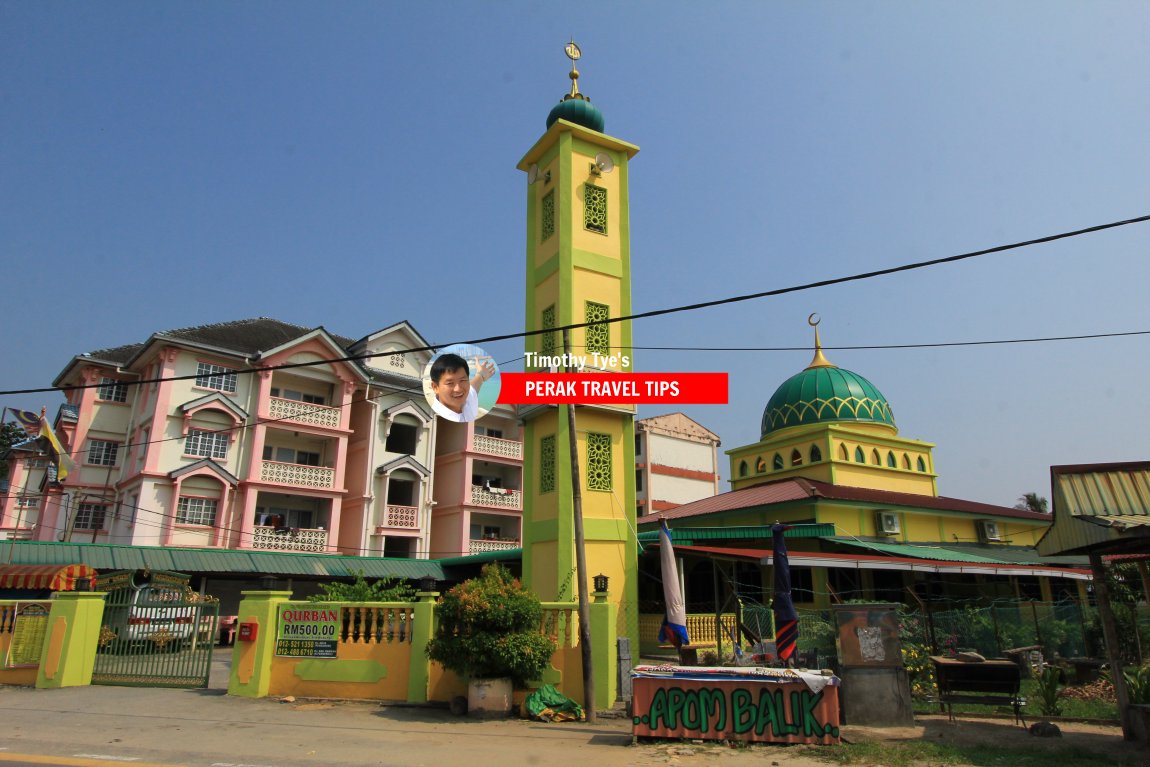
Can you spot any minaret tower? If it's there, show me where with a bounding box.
[517,42,639,646]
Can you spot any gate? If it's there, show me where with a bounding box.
[92,570,220,688]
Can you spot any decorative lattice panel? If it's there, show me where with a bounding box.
[540,435,556,493]
[585,301,610,355]
[583,184,607,233]
[541,189,555,241]
[541,304,556,357]
[586,433,612,491]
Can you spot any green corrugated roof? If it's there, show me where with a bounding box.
[636,524,835,545]
[437,548,524,568]
[828,537,1080,566]
[1038,463,1150,556]
[0,541,445,581]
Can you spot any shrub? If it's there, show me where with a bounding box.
[427,563,557,686]
[308,572,415,602]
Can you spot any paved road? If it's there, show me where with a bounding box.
[2,653,798,767]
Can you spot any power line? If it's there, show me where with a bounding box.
[2,212,1147,398]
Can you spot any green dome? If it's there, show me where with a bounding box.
[760,364,896,438]
[547,96,605,133]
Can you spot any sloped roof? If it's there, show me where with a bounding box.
[637,412,721,444]
[1037,461,1150,556]
[644,477,1049,525]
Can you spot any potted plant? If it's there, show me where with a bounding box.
[427,563,557,717]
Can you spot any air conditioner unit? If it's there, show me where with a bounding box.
[876,511,901,536]
[978,520,1002,542]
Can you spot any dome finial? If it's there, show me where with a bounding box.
[806,313,835,369]
[546,40,605,132]
[565,40,583,100]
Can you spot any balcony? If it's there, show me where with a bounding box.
[251,525,328,553]
[376,505,420,531]
[268,396,342,429]
[470,485,522,510]
[259,460,336,489]
[468,538,520,555]
[471,434,523,460]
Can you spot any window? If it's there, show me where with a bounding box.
[97,377,128,403]
[755,457,766,472]
[583,183,607,233]
[584,301,610,356]
[195,362,238,393]
[738,460,748,477]
[887,451,897,468]
[540,435,556,493]
[541,305,557,358]
[477,426,503,439]
[262,446,321,466]
[541,189,555,241]
[16,496,37,509]
[270,388,325,405]
[185,429,229,459]
[635,469,644,493]
[87,440,119,466]
[790,449,803,467]
[917,456,927,472]
[586,432,612,491]
[74,503,107,531]
[839,444,849,461]
[176,497,218,526]
[772,453,783,470]
[810,445,822,463]
[385,423,418,455]
[902,453,911,470]
[854,446,865,463]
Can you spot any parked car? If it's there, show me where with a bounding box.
[101,584,197,652]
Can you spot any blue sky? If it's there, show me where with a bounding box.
[2,1,1148,508]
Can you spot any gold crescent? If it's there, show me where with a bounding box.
[807,313,820,327]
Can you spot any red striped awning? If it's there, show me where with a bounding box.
[0,564,99,591]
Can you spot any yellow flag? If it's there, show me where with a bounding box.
[38,417,76,481]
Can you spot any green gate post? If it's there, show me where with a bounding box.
[406,589,439,703]
[36,592,106,689]
[228,590,292,698]
[589,588,617,712]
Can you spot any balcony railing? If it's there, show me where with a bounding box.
[379,505,419,530]
[259,460,336,489]
[468,538,520,555]
[251,525,328,553]
[268,396,342,429]
[470,485,522,509]
[471,434,523,460]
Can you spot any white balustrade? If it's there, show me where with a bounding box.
[268,396,342,429]
[468,538,521,555]
[259,460,336,488]
[382,505,419,529]
[251,525,328,553]
[471,434,523,460]
[470,485,522,509]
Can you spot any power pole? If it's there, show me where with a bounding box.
[564,329,595,723]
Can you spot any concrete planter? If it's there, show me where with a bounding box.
[468,677,513,718]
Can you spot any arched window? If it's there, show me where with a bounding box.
[773,453,784,470]
[871,449,881,465]
[887,451,897,468]
[810,445,822,463]
[756,457,766,473]
[838,444,848,461]
[855,446,865,463]
[739,460,748,477]
[902,454,911,470]
[791,449,803,467]
[917,456,927,472]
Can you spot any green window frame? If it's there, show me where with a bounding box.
[541,189,555,241]
[585,301,610,356]
[583,183,607,234]
[586,433,612,491]
[541,305,556,358]
[540,435,556,493]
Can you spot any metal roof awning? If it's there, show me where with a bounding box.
[0,542,445,581]
[0,563,99,591]
[637,524,835,546]
[669,544,1091,581]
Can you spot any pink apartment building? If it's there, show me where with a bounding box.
[2,319,444,559]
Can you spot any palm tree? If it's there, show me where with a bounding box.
[1014,492,1049,513]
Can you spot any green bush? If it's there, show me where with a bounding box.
[427,563,557,686]
[308,572,415,602]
